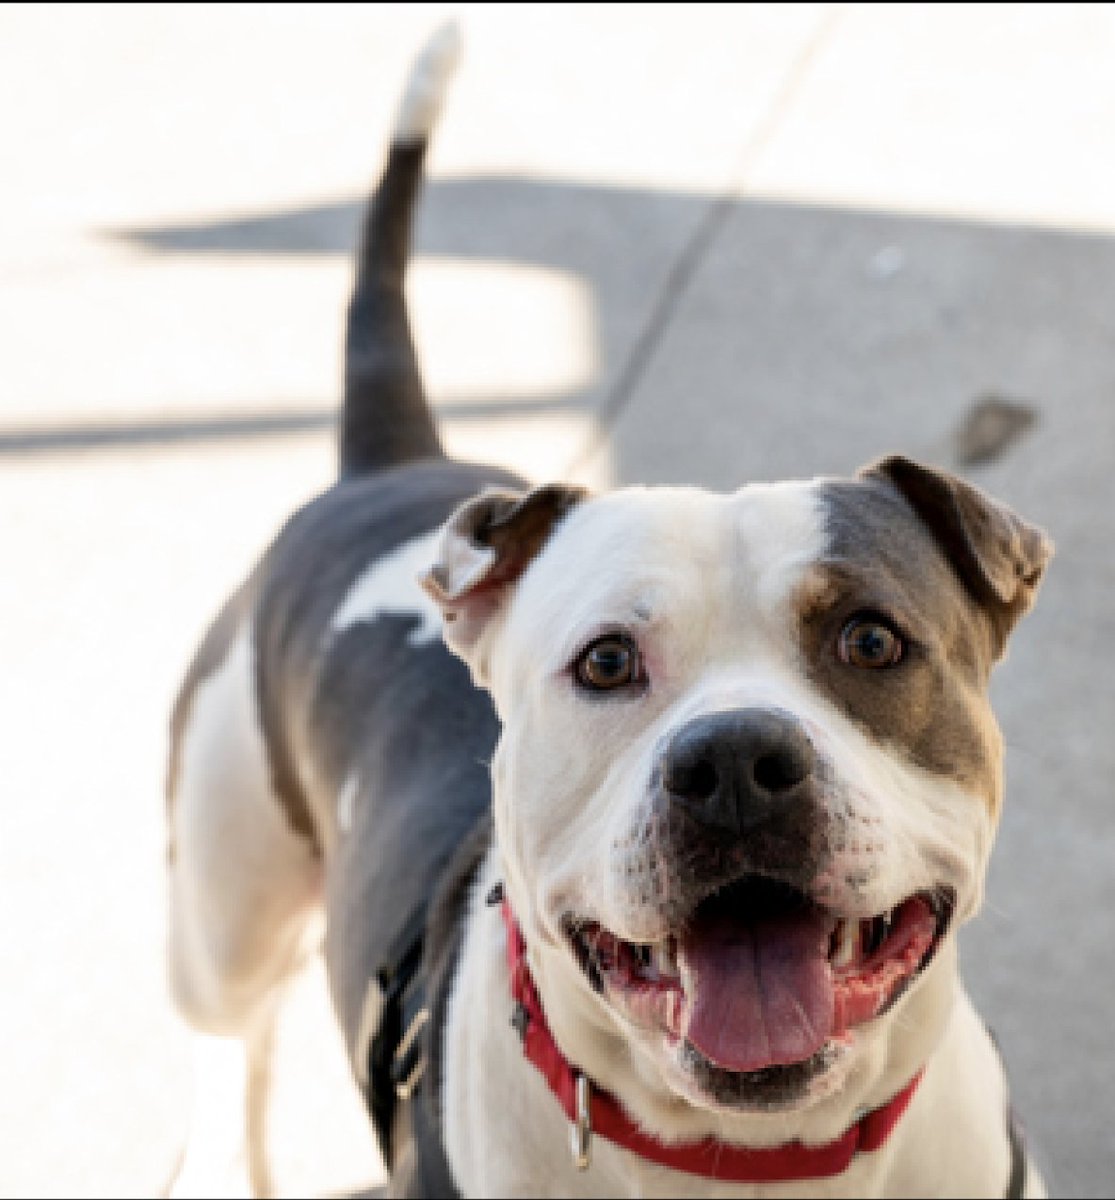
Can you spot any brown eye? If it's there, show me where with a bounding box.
[575,635,641,692]
[838,616,904,669]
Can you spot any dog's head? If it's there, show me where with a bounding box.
[422,457,1050,1138]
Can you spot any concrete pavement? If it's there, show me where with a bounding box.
[1,5,1111,1195]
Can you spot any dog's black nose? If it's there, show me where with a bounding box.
[661,708,815,839]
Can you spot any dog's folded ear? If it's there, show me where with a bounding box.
[862,455,1053,653]
[420,483,588,678]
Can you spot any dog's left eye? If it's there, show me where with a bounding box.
[838,615,905,669]
[574,635,642,692]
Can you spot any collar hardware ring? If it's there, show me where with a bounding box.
[569,1071,592,1170]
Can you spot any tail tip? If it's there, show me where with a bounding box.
[393,17,463,146]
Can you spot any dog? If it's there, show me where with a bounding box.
[165,22,1051,1198]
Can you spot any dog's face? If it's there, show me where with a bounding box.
[423,458,1050,1133]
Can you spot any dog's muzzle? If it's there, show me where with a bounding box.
[563,707,955,1106]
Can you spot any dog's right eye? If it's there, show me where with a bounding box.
[574,635,642,693]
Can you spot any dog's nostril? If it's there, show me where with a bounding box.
[666,757,719,803]
[751,747,810,794]
[684,760,719,802]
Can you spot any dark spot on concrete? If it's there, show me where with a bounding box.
[954,394,1037,467]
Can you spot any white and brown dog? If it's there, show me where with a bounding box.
[166,24,1051,1199]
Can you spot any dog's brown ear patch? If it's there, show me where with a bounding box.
[863,455,1052,651]
[421,483,588,672]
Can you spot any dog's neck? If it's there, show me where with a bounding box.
[441,850,1014,1197]
[499,894,925,1185]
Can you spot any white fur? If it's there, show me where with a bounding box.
[168,627,321,1030]
[167,626,323,1194]
[393,19,462,145]
[330,528,443,647]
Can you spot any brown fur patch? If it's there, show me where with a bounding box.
[862,456,1051,654]
[802,478,1007,814]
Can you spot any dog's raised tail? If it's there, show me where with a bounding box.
[339,20,462,475]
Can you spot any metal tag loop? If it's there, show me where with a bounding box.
[569,1071,592,1170]
[392,1007,429,1100]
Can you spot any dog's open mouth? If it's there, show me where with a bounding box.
[564,876,954,1084]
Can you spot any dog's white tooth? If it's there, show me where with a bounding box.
[651,941,668,976]
[649,939,677,978]
[831,919,857,969]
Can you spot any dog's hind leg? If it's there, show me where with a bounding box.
[244,1007,278,1199]
[165,994,286,1199]
[165,603,323,1196]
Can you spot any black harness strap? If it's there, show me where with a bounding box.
[983,1023,1031,1200]
[357,817,493,1197]
[359,906,428,1168]
[1004,1105,1028,1200]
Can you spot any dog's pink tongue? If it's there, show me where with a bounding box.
[678,908,834,1073]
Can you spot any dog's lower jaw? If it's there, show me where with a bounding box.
[555,942,962,1150]
[444,853,1029,1197]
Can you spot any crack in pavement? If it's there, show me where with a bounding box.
[567,5,846,481]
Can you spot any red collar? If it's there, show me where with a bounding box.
[501,899,922,1184]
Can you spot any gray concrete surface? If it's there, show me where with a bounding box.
[1,5,1111,1196]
